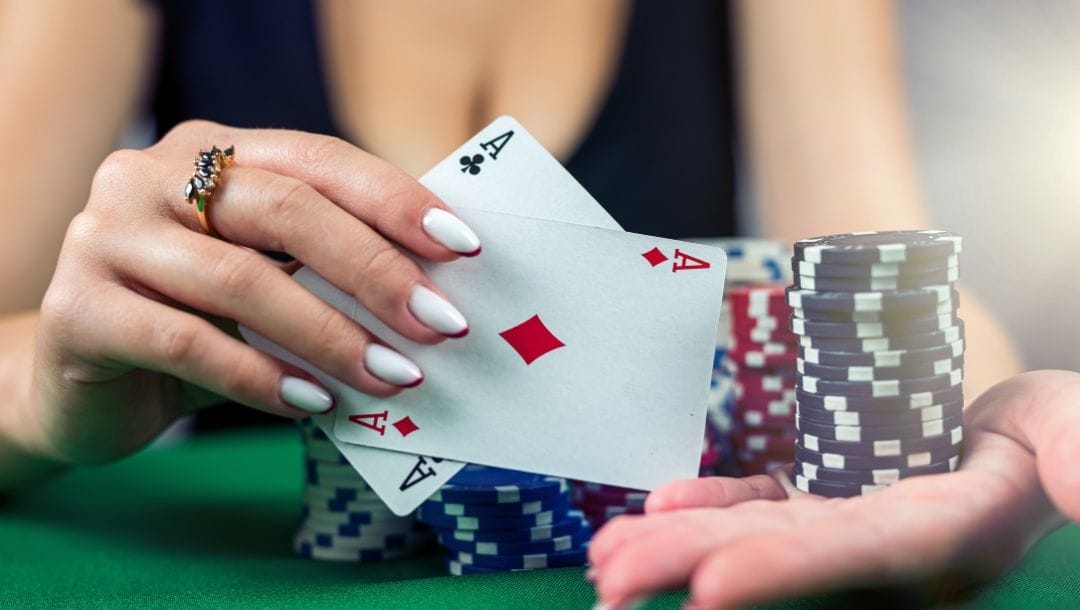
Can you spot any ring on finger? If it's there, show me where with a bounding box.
[184,145,235,235]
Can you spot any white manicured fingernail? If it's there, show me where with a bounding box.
[280,376,334,414]
[422,208,481,256]
[408,285,469,338]
[364,344,424,387]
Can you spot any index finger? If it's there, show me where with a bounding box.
[159,122,481,261]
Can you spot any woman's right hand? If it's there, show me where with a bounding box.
[24,120,480,465]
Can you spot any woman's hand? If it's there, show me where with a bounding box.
[589,370,1080,609]
[22,120,481,465]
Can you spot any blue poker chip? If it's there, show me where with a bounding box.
[421,494,569,518]
[791,313,960,339]
[438,527,591,556]
[797,322,965,353]
[797,399,963,427]
[794,442,962,471]
[436,510,589,543]
[448,547,589,570]
[799,425,963,457]
[446,559,526,575]
[796,355,964,381]
[795,411,964,442]
[786,285,959,315]
[798,340,965,368]
[793,455,960,486]
[792,255,959,279]
[430,466,569,505]
[792,266,959,292]
[794,231,962,265]
[795,385,964,412]
[794,473,887,498]
[295,539,427,562]
[798,369,963,397]
[418,504,571,531]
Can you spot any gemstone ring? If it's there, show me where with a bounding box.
[184,145,234,235]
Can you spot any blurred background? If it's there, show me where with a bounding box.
[741,0,1080,372]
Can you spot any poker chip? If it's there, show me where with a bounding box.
[799,425,964,457]
[448,547,590,570]
[440,510,589,543]
[692,238,791,285]
[420,495,569,517]
[796,355,963,382]
[793,456,960,485]
[797,323,965,353]
[447,559,526,576]
[794,442,963,471]
[792,266,959,292]
[794,474,887,498]
[798,369,963,397]
[295,539,432,562]
[795,411,964,442]
[792,255,959,279]
[789,231,966,498]
[790,313,960,339]
[786,285,958,314]
[438,528,592,556]
[798,342,965,368]
[429,466,569,504]
[418,466,590,575]
[793,230,962,265]
[796,399,963,427]
[795,385,964,412]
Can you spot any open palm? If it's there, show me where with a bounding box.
[588,371,1080,609]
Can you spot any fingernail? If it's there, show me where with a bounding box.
[364,344,424,387]
[279,376,334,414]
[422,208,481,256]
[408,285,469,338]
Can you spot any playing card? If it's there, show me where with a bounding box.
[419,115,622,230]
[240,116,622,514]
[333,210,727,490]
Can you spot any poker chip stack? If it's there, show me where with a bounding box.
[695,239,793,476]
[788,230,966,498]
[571,434,721,528]
[725,285,799,475]
[418,466,591,576]
[294,420,434,561]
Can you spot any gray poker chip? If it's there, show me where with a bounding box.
[786,285,959,314]
[792,254,960,279]
[791,313,959,339]
[793,455,959,485]
[796,399,963,427]
[797,340,964,367]
[794,230,962,265]
[794,474,887,498]
[795,441,963,470]
[795,411,964,442]
[796,355,964,381]
[797,322,965,353]
[798,425,963,457]
[793,266,959,292]
[795,385,964,412]
[799,369,962,397]
[791,300,959,323]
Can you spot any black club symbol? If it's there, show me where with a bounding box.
[459,154,484,175]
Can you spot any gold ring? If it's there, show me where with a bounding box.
[184,145,234,235]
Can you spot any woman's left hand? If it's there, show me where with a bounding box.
[588,370,1080,609]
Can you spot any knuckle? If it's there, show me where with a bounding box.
[91,149,146,194]
[163,119,223,142]
[310,306,359,360]
[354,242,412,303]
[62,212,106,250]
[155,319,203,363]
[265,176,318,225]
[294,135,351,173]
[215,250,271,298]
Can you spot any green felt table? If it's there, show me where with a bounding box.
[2,427,1077,609]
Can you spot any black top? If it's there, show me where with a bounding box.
[148,0,737,428]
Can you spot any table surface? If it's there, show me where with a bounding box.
[2,427,1077,609]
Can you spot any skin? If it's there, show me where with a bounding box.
[0,0,1047,604]
[589,370,1080,609]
